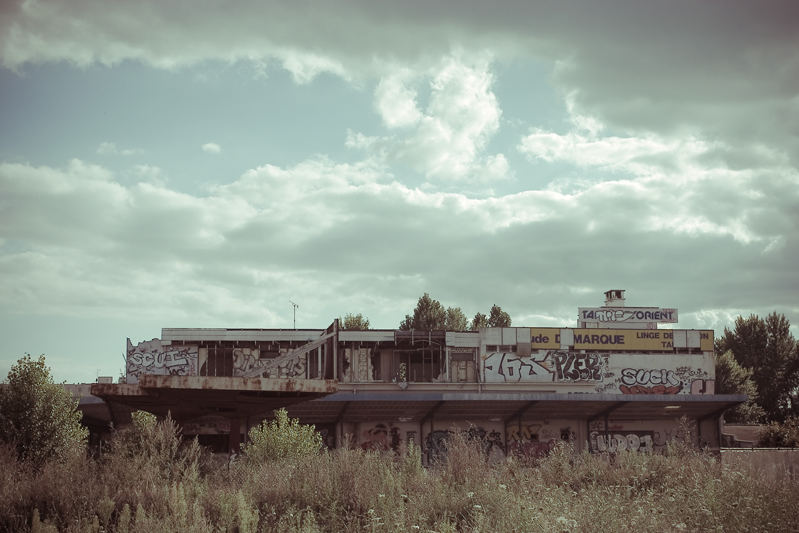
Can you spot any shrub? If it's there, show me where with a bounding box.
[758,416,799,447]
[0,354,87,467]
[108,411,203,483]
[242,408,322,463]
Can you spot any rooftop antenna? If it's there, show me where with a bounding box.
[289,300,299,329]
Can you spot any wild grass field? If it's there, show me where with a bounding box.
[2,414,797,533]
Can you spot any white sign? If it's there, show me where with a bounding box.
[578,307,677,324]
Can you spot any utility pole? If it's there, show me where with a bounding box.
[289,300,299,329]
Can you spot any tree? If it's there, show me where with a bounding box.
[340,313,370,330]
[714,350,764,423]
[716,312,799,422]
[470,312,488,331]
[0,354,87,466]
[399,293,447,330]
[445,307,469,331]
[488,304,512,327]
[242,408,322,463]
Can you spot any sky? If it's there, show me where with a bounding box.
[1,1,798,383]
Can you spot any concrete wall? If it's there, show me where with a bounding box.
[721,448,799,481]
[126,338,198,384]
[481,350,714,395]
[587,418,693,453]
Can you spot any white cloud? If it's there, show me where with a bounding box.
[374,69,422,129]
[97,141,140,156]
[3,2,796,163]
[2,153,797,335]
[201,142,221,154]
[352,55,507,184]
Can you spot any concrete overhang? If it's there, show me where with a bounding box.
[91,375,338,421]
[283,392,747,425]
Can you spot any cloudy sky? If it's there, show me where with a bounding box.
[1,1,798,382]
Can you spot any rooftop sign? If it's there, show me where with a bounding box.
[530,328,713,351]
[578,307,678,324]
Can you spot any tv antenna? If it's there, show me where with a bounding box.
[289,300,299,329]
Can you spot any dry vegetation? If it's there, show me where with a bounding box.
[2,415,798,533]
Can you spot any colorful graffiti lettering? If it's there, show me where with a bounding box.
[619,368,682,394]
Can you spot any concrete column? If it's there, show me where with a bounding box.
[229,417,242,454]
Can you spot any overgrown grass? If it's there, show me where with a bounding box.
[2,420,798,532]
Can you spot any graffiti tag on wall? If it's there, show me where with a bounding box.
[616,367,712,395]
[423,426,506,463]
[360,423,401,452]
[590,431,655,453]
[484,351,605,383]
[126,338,198,383]
[507,423,573,458]
[553,352,603,381]
[230,347,306,379]
[619,368,683,394]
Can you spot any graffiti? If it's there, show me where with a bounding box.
[464,426,506,460]
[579,307,677,323]
[272,356,306,378]
[316,424,336,449]
[126,338,198,383]
[617,367,712,395]
[590,431,655,453]
[233,348,269,377]
[553,352,603,381]
[484,351,604,383]
[619,368,683,394]
[690,379,715,394]
[425,430,452,463]
[360,423,401,452]
[483,352,554,383]
[507,424,572,458]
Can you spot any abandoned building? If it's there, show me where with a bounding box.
[91,290,745,459]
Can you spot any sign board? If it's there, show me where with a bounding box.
[578,307,677,324]
[530,328,713,352]
[528,328,561,349]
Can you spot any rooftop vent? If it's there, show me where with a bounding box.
[603,289,626,307]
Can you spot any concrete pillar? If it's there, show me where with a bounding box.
[229,417,242,454]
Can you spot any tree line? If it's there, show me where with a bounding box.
[714,312,799,425]
[341,293,511,331]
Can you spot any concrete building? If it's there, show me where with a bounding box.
[92,290,744,459]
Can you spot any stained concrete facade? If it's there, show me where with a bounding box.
[92,291,744,458]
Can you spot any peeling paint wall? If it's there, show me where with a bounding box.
[343,347,374,382]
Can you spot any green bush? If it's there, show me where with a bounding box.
[758,416,799,447]
[242,408,322,463]
[0,354,87,467]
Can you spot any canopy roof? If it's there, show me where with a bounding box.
[92,376,744,425]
